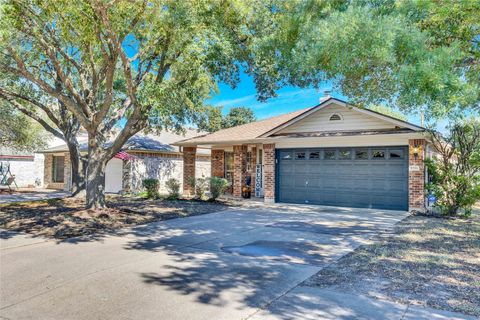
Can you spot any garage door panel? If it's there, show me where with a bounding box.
[279,164,294,174]
[277,147,408,210]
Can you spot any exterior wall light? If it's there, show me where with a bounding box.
[412,144,422,160]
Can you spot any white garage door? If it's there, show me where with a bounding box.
[105,158,123,193]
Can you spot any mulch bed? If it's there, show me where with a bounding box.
[304,206,480,317]
[0,196,233,240]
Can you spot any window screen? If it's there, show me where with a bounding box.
[52,156,65,183]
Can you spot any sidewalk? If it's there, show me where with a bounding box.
[249,286,475,320]
[0,189,70,204]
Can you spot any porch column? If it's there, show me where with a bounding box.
[250,146,257,191]
[233,145,247,197]
[408,139,426,211]
[44,154,52,188]
[211,149,225,177]
[122,160,132,193]
[183,146,197,196]
[63,152,71,191]
[263,143,276,203]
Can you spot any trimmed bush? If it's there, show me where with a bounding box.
[209,177,229,200]
[195,177,209,200]
[142,178,160,199]
[165,178,181,199]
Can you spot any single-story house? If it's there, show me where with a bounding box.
[0,148,45,188]
[175,97,433,211]
[40,130,211,194]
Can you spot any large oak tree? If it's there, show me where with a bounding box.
[254,0,479,120]
[0,0,279,208]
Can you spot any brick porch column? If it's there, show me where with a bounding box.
[122,160,131,193]
[408,139,426,211]
[211,149,225,178]
[250,146,257,191]
[182,146,197,196]
[233,145,247,197]
[263,143,275,203]
[44,153,52,187]
[63,152,71,191]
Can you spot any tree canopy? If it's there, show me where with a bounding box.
[254,0,479,119]
[1,0,478,209]
[198,106,256,132]
[367,105,408,122]
[0,102,50,152]
[0,0,281,208]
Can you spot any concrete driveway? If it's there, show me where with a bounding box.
[0,204,470,319]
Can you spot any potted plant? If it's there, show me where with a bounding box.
[242,185,251,198]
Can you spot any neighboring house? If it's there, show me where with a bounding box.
[0,148,45,188]
[39,130,211,194]
[175,97,434,211]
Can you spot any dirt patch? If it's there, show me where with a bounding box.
[305,206,480,317]
[0,196,233,240]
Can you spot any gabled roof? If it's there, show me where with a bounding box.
[260,98,424,137]
[174,97,425,146]
[174,107,313,146]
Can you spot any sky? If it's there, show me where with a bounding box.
[208,70,449,131]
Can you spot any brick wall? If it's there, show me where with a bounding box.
[63,153,71,191]
[263,143,275,203]
[409,139,426,211]
[122,160,131,193]
[211,149,225,178]
[44,153,52,187]
[182,147,196,196]
[44,153,67,190]
[250,146,257,190]
[233,145,247,197]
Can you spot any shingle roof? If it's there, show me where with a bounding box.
[174,107,313,146]
[40,129,209,154]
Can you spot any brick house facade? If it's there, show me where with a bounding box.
[176,98,431,212]
[40,131,211,194]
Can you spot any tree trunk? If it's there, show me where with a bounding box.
[65,137,85,196]
[85,135,107,209]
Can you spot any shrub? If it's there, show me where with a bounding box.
[426,119,480,216]
[165,178,181,199]
[209,177,229,200]
[187,176,196,194]
[186,176,209,199]
[142,178,160,199]
[195,177,209,200]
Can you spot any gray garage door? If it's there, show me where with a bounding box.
[276,147,408,210]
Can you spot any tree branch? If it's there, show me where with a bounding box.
[0,92,64,140]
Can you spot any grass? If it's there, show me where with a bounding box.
[0,195,233,240]
[305,204,480,317]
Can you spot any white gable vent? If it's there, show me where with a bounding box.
[329,113,343,121]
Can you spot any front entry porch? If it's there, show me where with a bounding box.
[182,144,276,203]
